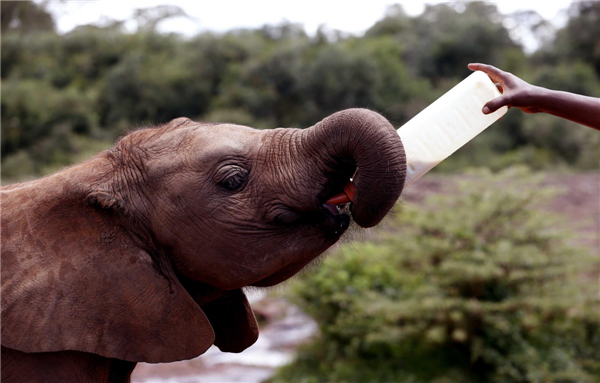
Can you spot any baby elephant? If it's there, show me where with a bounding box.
[1,108,406,382]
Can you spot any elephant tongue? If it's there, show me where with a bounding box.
[326,182,355,205]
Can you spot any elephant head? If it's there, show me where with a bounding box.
[1,108,405,363]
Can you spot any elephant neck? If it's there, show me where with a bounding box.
[0,151,115,205]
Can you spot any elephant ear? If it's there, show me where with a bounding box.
[200,289,259,353]
[0,179,216,363]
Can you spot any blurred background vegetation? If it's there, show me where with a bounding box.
[270,168,599,382]
[1,1,599,183]
[2,2,599,382]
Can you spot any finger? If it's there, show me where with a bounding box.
[495,83,503,93]
[483,95,511,114]
[468,63,504,83]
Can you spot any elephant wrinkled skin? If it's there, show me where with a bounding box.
[1,108,406,382]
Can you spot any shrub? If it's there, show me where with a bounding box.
[1,79,98,156]
[271,167,600,383]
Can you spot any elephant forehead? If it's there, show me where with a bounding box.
[143,123,263,170]
[187,123,263,156]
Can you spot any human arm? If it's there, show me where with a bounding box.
[468,63,600,131]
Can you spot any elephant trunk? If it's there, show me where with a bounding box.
[304,108,406,228]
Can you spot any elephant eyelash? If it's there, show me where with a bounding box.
[217,166,249,192]
[221,173,246,191]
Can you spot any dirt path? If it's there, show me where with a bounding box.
[131,172,599,383]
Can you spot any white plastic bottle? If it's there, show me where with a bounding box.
[398,71,508,187]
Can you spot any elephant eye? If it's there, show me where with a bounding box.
[218,167,248,192]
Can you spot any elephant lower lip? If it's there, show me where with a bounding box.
[322,203,342,216]
[319,204,350,236]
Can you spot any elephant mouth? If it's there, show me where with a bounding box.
[316,172,354,236]
[250,201,350,288]
[318,202,351,237]
[276,202,350,238]
[274,173,353,237]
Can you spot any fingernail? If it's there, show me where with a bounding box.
[482,106,490,114]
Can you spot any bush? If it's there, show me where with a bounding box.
[1,133,113,183]
[1,80,97,156]
[271,167,600,383]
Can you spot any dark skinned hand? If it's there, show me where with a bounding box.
[468,63,600,131]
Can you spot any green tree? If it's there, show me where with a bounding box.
[1,1,54,34]
[297,37,431,126]
[3,2,599,179]
[367,3,518,82]
[552,1,600,76]
[132,5,188,32]
[1,80,96,157]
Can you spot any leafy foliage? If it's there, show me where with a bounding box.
[368,3,517,82]
[1,1,54,35]
[550,2,600,77]
[271,167,600,383]
[1,2,599,183]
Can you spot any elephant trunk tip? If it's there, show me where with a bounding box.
[307,108,406,228]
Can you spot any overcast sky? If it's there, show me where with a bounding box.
[47,0,574,51]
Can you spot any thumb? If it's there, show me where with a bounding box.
[482,95,511,114]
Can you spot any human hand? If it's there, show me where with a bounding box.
[468,63,544,115]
